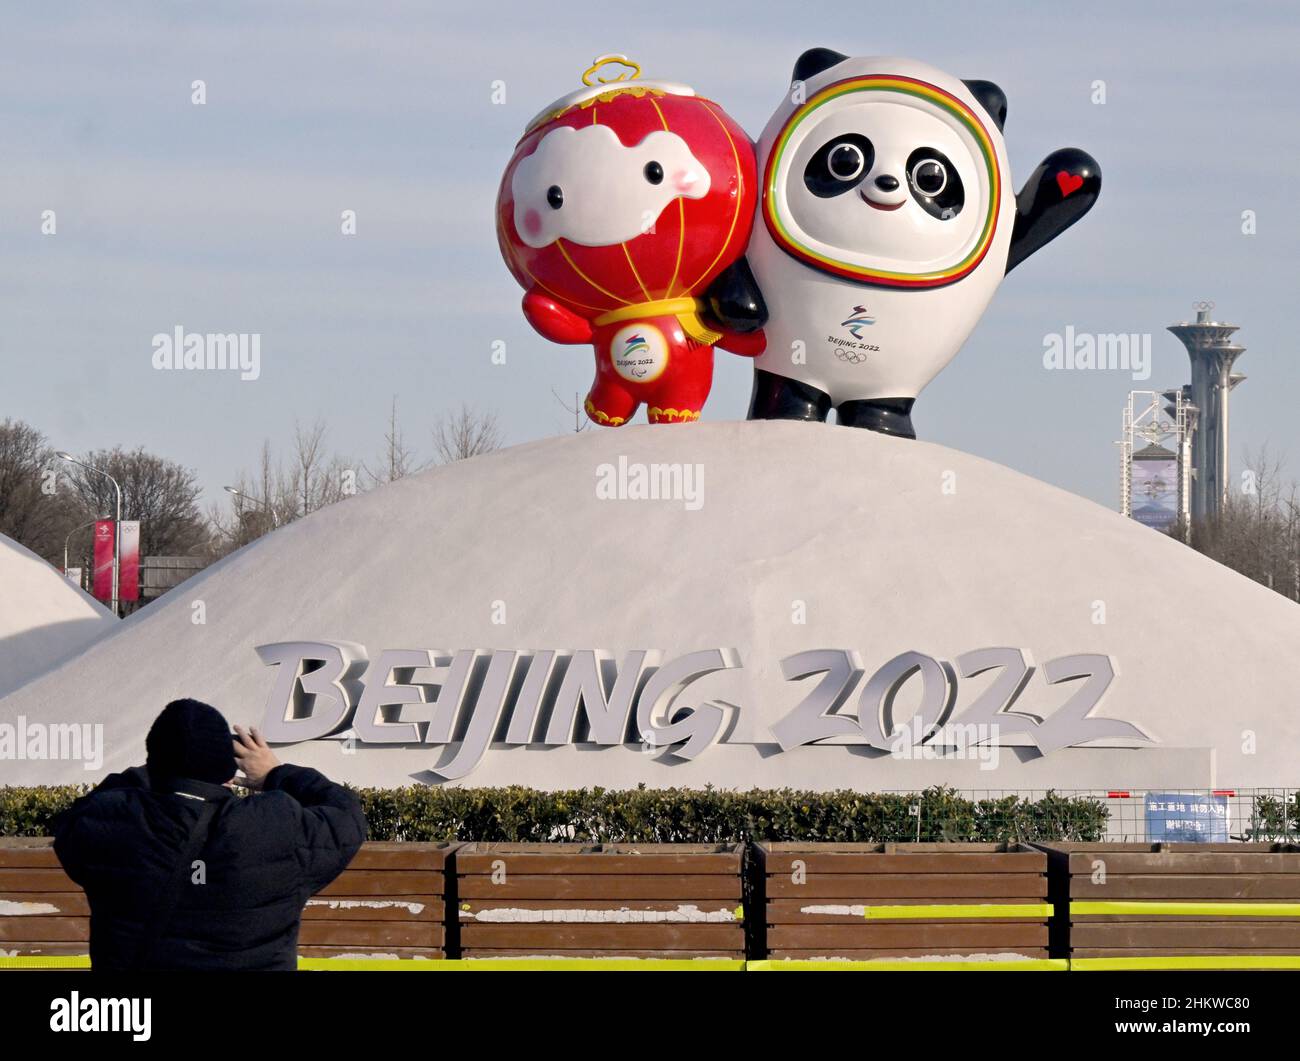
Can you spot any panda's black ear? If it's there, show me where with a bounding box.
[963,79,1007,131]
[792,48,849,85]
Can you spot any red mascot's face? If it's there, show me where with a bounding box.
[496,87,757,318]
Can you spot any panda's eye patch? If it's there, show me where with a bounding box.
[805,134,874,198]
[905,148,964,220]
[546,185,564,210]
[644,161,664,185]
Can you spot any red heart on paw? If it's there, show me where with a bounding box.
[1057,171,1084,198]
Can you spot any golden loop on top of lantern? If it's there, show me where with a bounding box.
[582,54,641,87]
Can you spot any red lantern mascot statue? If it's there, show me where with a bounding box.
[496,55,767,425]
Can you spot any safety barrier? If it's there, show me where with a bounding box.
[4,838,1299,969]
[0,837,88,962]
[0,837,457,962]
[454,842,747,959]
[754,842,1052,966]
[1038,841,1300,970]
[0,955,1065,970]
[301,841,457,959]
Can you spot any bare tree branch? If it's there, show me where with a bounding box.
[60,445,209,557]
[363,396,428,486]
[551,389,590,433]
[431,404,502,463]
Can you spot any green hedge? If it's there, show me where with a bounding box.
[357,785,1111,843]
[0,783,1108,843]
[1252,792,1300,840]
[0,785,86,837]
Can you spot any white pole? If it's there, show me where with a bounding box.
[63,519,98,584]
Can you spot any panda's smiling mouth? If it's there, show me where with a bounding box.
[859,189,906,212]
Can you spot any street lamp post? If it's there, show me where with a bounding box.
[62,518,102,588]
[223,486,277,533]
[56,452,123,617]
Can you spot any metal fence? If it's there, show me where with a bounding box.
[140,555,208,599]
[890,788,1299,843]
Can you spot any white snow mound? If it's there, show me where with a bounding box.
[0,533,116,698]
[2,422,1297,789]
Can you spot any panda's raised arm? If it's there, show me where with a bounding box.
[705,256,768,334]
[1007,147,1101,273]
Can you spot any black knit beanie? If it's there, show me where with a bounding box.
[146,699,236,785]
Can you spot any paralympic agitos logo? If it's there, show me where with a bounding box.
[255,642,1149,780]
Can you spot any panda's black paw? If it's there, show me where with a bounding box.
[1008,147,1102,272]
[835,398,917,439]
[705,256,768,333]
[748,370,832,422]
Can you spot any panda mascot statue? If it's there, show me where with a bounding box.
[711,48,1101,437]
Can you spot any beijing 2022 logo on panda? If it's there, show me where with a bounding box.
[831,303,879,364]
[611,322,669,382]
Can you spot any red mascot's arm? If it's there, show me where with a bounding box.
[522,291,593,345]
[714,329,766,358]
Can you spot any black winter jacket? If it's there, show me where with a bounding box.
[52,763,366,971]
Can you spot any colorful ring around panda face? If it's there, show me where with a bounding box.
[763,75,1001,289]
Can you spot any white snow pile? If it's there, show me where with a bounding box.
[2,421,1298,788]
[0,533,117,698]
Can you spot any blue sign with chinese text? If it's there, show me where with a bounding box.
[1145,792,1229,842]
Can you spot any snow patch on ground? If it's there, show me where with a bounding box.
[461,904,737,923]
[306,899,426,914]
[0,900,60,916]
[314,952,433,961]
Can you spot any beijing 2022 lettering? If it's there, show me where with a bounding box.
[255,642,1149,780]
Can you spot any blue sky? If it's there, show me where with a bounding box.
[3,0,1297,510]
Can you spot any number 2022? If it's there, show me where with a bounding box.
[769,648,1147,756]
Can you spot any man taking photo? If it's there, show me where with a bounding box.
[53,698,367,971]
